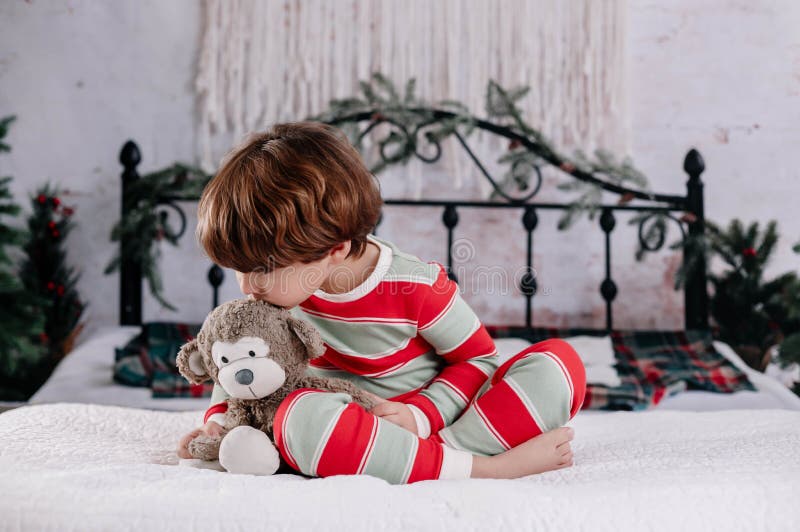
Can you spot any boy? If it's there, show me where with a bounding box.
[177,122,586,483]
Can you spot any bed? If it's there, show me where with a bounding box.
[4,113,800,531]
[27,325,800,414]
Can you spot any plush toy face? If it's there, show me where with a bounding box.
[176,299,326,397]
[212,336,286,399]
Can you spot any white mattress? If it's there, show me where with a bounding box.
[0,403,797,531]
[29,327,800,412]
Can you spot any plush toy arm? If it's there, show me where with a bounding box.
[287,315,326,359]
[300,376,381,410]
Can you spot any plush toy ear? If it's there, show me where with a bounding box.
[287,316,325,359]
[176,339,211,384]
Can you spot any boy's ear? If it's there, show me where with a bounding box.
[176,339,210,384]
[287,316,325,360]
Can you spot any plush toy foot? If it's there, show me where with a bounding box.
[219,426,280,476]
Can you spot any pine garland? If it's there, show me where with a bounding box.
[483,80,650,229]
[111,74,680,310]
[104,164,211,310]
[313,74,476,175]
[315,74,654,231]
[19,185,86,360]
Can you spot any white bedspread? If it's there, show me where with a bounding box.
[0,403,797,531]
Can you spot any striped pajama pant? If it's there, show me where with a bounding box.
[273,339,586,484]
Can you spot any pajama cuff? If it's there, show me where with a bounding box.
[407,404,431,438]
[439,445,473,480]
[203,401,228,425]
[403,394,445,434]
[206,413,227,427]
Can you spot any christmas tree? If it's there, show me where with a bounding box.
[704,219,800,371]
[19,185,85,361]
[0,116,48,400]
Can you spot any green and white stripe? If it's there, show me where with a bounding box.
[503,352,571,431]
[306,350,442,398]
[281,391,349,476]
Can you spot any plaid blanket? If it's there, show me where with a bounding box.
[115,322,755,406]
[113,322,214,398]
[486,326,755,411]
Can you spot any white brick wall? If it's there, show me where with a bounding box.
[1,0,798,332]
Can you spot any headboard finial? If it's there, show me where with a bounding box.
[683,148,705,180]
[120,140,141,169]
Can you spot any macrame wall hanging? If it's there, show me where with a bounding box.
[196,0,629,197]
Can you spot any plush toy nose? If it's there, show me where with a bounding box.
[235,368,254,385]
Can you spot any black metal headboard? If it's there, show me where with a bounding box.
[118,112,708,332]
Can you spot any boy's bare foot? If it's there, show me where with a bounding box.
[471,427,575,479]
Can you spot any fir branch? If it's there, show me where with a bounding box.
[105,163,211,310]
[779,332,800,368]
[670,217,800,362]
[0,116,16,153]
[312,73,475,174]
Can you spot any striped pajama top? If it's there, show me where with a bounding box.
[204,235,499,437]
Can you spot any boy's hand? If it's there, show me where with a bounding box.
[370,401,418,435]
[176,420,224,459]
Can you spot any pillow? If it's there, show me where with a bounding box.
[562,335,615,367]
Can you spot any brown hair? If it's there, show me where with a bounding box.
[197,122,382,272]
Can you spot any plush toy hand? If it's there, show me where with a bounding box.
[177,420,226,460]
[370,401,418,435]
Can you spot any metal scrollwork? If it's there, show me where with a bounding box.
[509,157,544,198]
[412,123,444,164]
[452,131,543,203]
[635,211,688,254]
[357,115,448,169]
[156,200,188,241]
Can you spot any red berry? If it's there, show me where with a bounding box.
[62,207,74,217]
[742,247,757,258]
[47,281,55,291]
[47,221,56,229]
[56,285,65,296]
[52,197,61,207]
[52,230,60,238]
[37,194,47,204]
[39,332,49,343]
